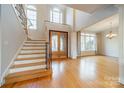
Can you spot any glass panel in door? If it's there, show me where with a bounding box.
[59,32,68,59]
[52,32,58,51]
[60,32,67,52]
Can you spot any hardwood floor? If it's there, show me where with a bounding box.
[2,56,124,88]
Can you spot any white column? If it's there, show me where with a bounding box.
[70,31,77,59]
[119,5,124,84]
[70,9,77,59]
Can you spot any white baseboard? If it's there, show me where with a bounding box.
[119,79,124,85]
[71,56,77,59]
[0,78,5,87]
[0,38,26,86]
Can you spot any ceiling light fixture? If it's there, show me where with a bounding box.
[105,22,117,39]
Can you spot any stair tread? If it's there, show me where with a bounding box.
[11,62,46,68]
[24,43,46,45]
[14,59,46,65]
[6,68,48,78]
[23,45,46,47]
[9,65,46,74]
[20,49,46,53]
[24,42,46,44]
[21,48,46,50]
[17,54,45,58]
[25,41,46,42]
[27,39,46,41]
[15,57,45,61]
[19,52,45,55]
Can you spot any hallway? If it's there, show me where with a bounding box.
[2,56,124,88]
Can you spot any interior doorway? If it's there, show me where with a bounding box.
[49,30,68,60]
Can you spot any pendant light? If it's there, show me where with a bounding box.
[105,22,117,39]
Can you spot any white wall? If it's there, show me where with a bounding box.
[66,5,118,31]
[28,4,67,40]
[82,6,118,28]
[28,5,48,40]
[75,10,91,31]
[98,27,119,57]
[0,5,2,85]
[66,7,73,27]
[1,5,26,82]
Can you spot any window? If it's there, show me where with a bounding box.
[81,33,96,51]
[50,8,63,24]
[52,32,58,51]
[27,5,37,30]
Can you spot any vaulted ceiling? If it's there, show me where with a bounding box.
[84,14,119,32]
[65,4,118,31]
[65,4,113,14]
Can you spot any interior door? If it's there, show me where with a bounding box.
[50,31,68,60]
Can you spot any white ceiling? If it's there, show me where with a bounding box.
[65,4,112,14]
[84,14,119,33]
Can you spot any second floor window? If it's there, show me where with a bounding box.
[27,5,37,30]
[50,8,63,24]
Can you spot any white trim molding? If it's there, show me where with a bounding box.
[118,5,124,85]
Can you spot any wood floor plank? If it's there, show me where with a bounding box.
[2,56,124,88]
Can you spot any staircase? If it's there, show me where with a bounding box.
[5,40,52,84]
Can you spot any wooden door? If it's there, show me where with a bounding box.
[49,31,68,60]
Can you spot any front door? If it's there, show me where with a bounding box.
[49,30,68,60]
